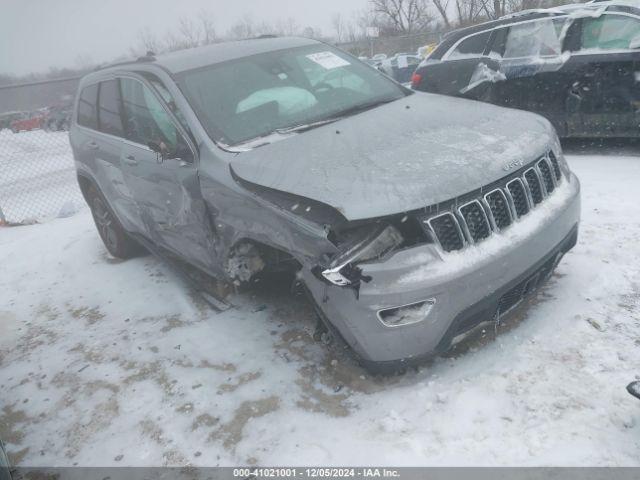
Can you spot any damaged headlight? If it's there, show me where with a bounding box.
[322,224,403,286]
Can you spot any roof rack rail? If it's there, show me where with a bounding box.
[93,52,156,72]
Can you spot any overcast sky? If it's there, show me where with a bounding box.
[1,0,369,76]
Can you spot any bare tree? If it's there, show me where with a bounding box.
[301,26,322,39]
[332,13,345,42]
[177,17,202,48]
[431,0,452,27]
[275,17,300,36]
[137,27,161,54]
[370,0,434,34]
[198,9,217,45]
[227,15,256,39]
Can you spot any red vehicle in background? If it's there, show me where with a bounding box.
[10,112,45,133]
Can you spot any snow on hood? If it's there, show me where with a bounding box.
[230,92,555,221]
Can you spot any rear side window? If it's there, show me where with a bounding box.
[98,79,125,137]
[448,31,491,59]
[77,84,99,129]
[581,14,640,50]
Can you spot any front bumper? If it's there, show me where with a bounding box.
[302,172,581,366]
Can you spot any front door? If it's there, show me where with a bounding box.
[490,17,571,134]
[118,76,217,272]
[567,13,640,137]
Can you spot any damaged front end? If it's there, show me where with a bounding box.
[230,167,432,291]
[316,213,432,288]
[319,224,403,286]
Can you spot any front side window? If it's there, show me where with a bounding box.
[97,79,125,137]
[449,31,492,59]
[120,78,179,151]
[504,18,566,59]
[77,83,99,129]
[178,44,407,147]
[581,14,640,50]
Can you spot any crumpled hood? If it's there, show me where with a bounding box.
[230,92,555,221]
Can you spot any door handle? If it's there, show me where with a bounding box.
[122,155,138,166]
[87,141,99,150]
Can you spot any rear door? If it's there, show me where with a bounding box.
[418,29,499,100]
[119,75,215,271]
[92,78,143,232]
[565,12,640,137]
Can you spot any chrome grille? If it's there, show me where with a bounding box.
[484,189,512,230]
[506,179,530,218]
[548,151,562,181]
[423,151,563,252]
[524,168,544,205]
[428,213,464,252]
[537,158,555,195]
[458,200,491,243]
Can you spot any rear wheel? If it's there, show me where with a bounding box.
[87,186,141,259]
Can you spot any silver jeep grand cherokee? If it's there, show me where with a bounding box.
[70,37,580,370]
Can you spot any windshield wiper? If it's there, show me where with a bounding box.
[276,98,399,135]
[332,97,399,119]
[226,98,400,151]
[274,117,341,135]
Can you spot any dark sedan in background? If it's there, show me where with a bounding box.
[411,1,640,138]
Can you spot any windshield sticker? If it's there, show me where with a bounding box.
[306,51,350,69]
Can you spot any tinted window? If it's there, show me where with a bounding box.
[120,78,179,151]
[449,31,491,59]
[179,44,406,146]
[77,84,99,129]
[581,14,640,50]
[98,79,125,137]
[504,18,566,58]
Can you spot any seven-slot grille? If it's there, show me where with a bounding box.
[484,189,512,230]
[537,158,555,195]
[524,168,544,205]
[424,152,563,253]
[428,213,464,252]
[458,201,491,243]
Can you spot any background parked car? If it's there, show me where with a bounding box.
[0,111,24,131]
[411,1,640,138]
[10,111,45,133]
[42,104,72,131]
[379,53,423,83]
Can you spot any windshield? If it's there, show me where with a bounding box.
[178,44,408,147]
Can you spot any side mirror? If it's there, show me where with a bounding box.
[630,35,640,49]
[148,140,169,163]
[148,138,193,164]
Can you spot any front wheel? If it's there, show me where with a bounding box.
[87,186,141,259]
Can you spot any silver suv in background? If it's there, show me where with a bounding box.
[70,37,581,371]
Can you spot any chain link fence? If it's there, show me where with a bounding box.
[0,128,85,225]
[0,77,85,225]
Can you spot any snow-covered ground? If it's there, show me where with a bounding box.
[0,140,639,467]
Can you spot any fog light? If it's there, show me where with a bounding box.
[377,299,436,327]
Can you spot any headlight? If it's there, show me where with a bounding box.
[322,224,403,286]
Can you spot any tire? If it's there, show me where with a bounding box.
[87,186,141,259]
